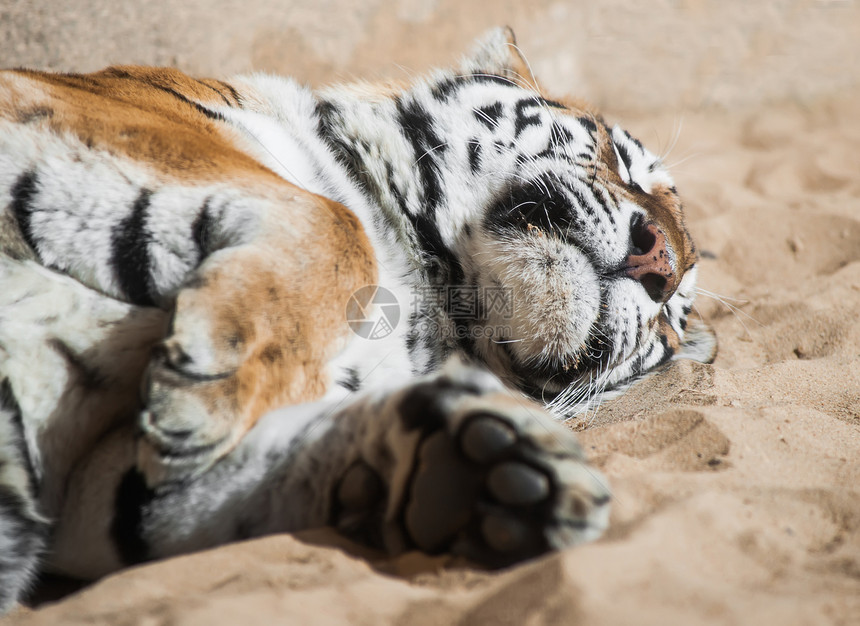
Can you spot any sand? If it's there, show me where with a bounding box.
[3,2,859,624]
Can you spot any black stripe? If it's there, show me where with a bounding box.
[430,78,458,102]
[384,162,409,215]
[396,98,446,212]
[104,67,232,115]
[549,121,575,145]
[215,80,243,106]
[467,139,482,174]
[628,352,646,378]
[10,171,40,257]
[112,189,155,306]
[473,102,503,129]
[615,141,634,174]
[578,116,598,135]
[522,122,580,165]
[468,72,516,89]
[316,100,376,198]
[408,211,458,277]
[640,339,661,369]
[111,469,154,565]
[102,68,226,121]
[540,97,568,110]
[191,198,215,262]
[151,85,225,121]
[397,211,472,357]
[17,106,54,124]
[644,341,674,375]
[0,485,48,568]
[659,333,675,360]
[431,73,512,101]
[405,312,421,359]
[0,379,38,496]
[592,184,618,227]
[317,100,413,246]
[514,99,541,137]
[619,326,631,360]
[566,182,597,219]
[337,367,361,392]
[194,79,232,106]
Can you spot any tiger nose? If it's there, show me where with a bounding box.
[625,221,676,302]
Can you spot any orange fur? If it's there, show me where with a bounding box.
[2,65,378,463]
[156,196,376,441]
[3,68,273,184]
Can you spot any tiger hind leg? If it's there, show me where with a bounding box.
[83,361,610,571]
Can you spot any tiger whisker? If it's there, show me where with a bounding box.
[658,115,684,163]
[414,142,450,165]
[694,287,762,339]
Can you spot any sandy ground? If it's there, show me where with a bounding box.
[3,1,860,624]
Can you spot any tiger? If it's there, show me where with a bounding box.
[0,27,715,612]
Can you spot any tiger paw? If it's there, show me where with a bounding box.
[375,369,610,566]
[136,341,246,486]
[135,285,257,486]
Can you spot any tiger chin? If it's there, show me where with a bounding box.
[0,27,715,612]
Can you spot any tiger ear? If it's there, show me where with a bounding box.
[460,27,540,90]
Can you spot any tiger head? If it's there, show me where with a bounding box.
[318,27,717,414]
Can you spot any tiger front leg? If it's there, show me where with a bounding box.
[137,250,296,484]
[137,202,376,487]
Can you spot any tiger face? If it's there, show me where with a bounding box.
[318,28,716,414]
[462,116,708,410]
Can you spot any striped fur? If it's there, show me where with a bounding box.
[0,28,713,611]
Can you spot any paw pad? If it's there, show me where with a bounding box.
[486,462,549,506]
[396,387,611,567]
[333,461,387,547]
[480,513,534,553]
[406,431,481,552]
[338,461,385,512]
[460,414,517,463]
